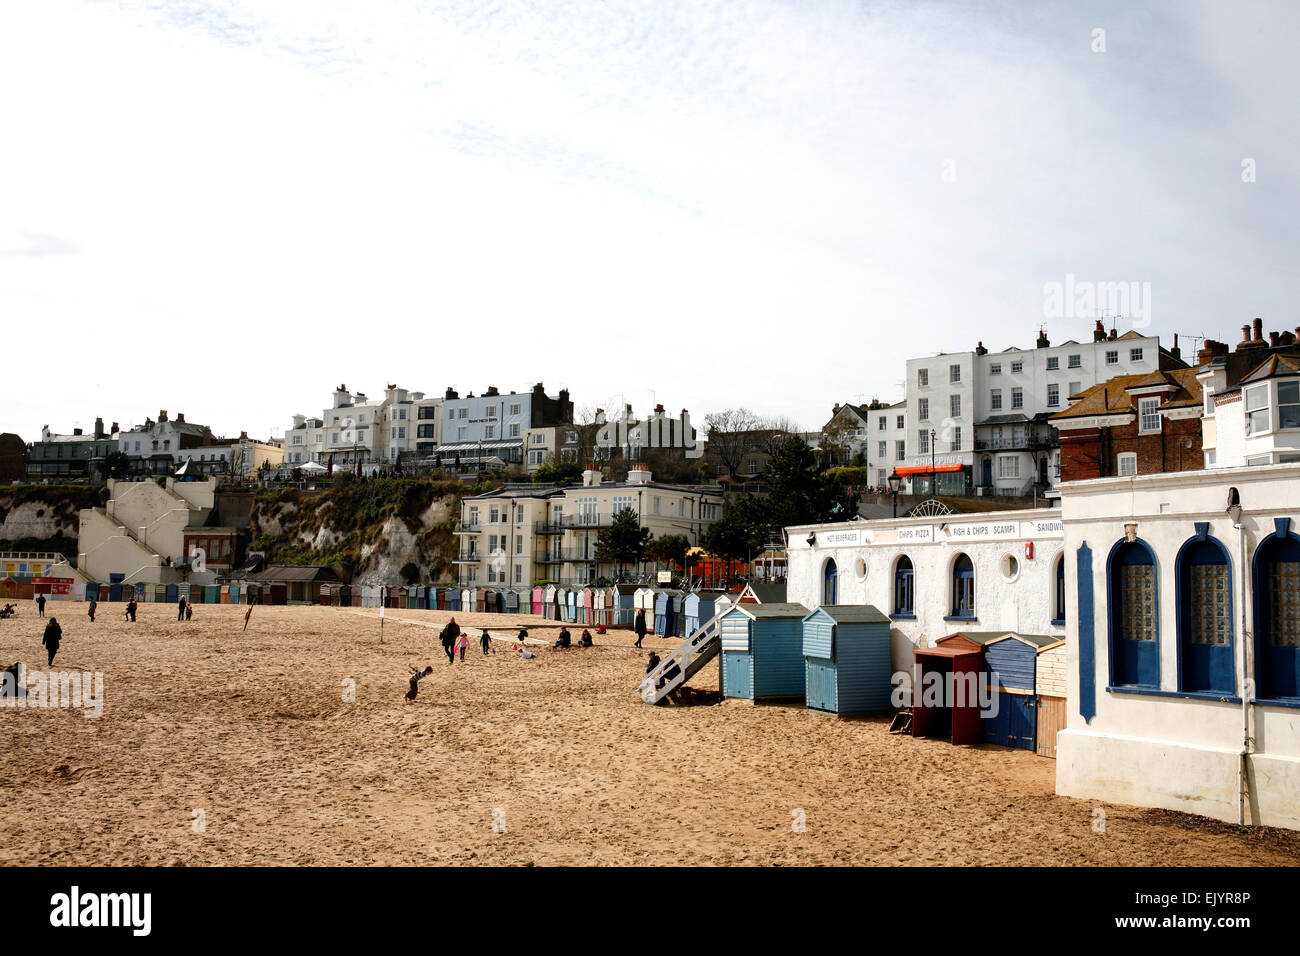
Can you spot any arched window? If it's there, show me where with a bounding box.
[893,556,914,616]
[1053,554,1066,625]
[1254,520,1300,700]
[822,558,838,606]
[950,553,975,619]
[1108,539,1159,687]
[1176,531,1233,694]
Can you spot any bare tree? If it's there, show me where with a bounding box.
[703,408,762,478]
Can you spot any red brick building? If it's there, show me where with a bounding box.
[1052,369,1203,482]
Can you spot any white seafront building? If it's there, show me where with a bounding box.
[784,508,1068,674]
[1055,464,1300,830]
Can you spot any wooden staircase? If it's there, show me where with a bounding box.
[637,611,723,704]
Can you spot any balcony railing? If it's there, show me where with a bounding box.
[456,522,481,534]
[973,435,1057,452]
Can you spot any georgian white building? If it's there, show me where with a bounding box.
[282,384,437,467]
[904,325,1185,496]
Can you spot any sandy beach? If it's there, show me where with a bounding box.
[1,598,1297,866]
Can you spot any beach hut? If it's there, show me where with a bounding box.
[219,584,230,605]
[980,633,1065,751]
[229,583,241,604]
[531,585,544,616]
[178,583,191,605]
[473,589,485,613]
[336,584,350,606]
[634,587,654,626]
[653,590,670,635]
[801,605,893,716]
[579,588,592,625]
[502,589,517,614]
[540,585,554,619]
[204,585,220,605]
[434,587,445,610]
[614,585,637,626]
[603,588,615,625]
[912,633,992,746]
[481,589,495,613]
[245,582,262,605]
[564,588,577,622]
[718,602,810,701]
[1034,640,1068,758]
[320,584,333,606]
[445,588,461,612]
[669,592,684,636]
[85,582,100,603]
[165,583,178,603]
[591,588,606,626]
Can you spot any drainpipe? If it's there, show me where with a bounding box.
[1231,504,1252,826]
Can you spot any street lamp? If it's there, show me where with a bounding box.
[888,470,903,518]
[929,428,937,497]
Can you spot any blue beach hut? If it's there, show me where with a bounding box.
[801,605,893,716]
[718,602,809,701]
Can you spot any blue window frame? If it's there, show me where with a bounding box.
[822,558,838,606]
[951,553,975,619]
[1108,538,1159,687]
[894,555,914,616]
[1176,529,1234,694]
[1053,554,1066,625]
[1254,519,1300,700]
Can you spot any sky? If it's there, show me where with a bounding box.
[1,0,1297,442]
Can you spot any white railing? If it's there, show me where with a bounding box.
[637,609,725,704]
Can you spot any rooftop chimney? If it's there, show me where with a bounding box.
[240,431,248,440]
[1170,334,1181,362]
[627,467,652,484]
[1238,323,1265,351]
[94,417,105,439]
[159,410,168,421]
[73,428,83,436]
[582,466,602,487]
[176,412,185,423]
[485,386,499,397]
[975,341,988,356]
[833,403,841,415]
[445,387,458,400]
[1270,331,1281,347]
[1036,329,1050,349]
[1254,317,1264,342]
[1093,320,1106,342]
[1108,327,1118,341]
[110,422,119,434]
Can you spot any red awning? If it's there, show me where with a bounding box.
[895,463,965,476]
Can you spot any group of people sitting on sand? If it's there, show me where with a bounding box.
[0,603,16,619]
[552,627,595,649]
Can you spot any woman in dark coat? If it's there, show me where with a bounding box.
[42,618,63,666]
[634,608,647,648]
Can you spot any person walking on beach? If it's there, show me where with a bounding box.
[177,597,187,622]
[405,665,433,703]
[634,608,647,648]
[42,617,62,666]
[185,603,193,621]
[36,594,46,618]
[88,599,97,623]
[480,629,492,655]
[128,599,138,623]
[456,631,469,662]
[441,618,460,665]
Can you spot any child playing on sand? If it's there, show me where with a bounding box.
[405,665,433,702]
[456,632,469,662]
[480,629,491,655]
